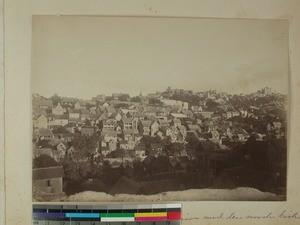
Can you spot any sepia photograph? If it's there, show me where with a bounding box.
[31,16,288,202]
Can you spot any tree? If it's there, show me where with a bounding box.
[84,119,91,126]
[241,136,269,170]
[163,142,184,156]
[72,133,100,158]
[140,135,162,156]
[149,98,163,106]
[115,103,130,108]
[50,93,62,106]
[186,132,200,151]
[206,99,219,111]
[52,126,69,134]
[69,133,100,179]
[131,96,141,102]
[108,148,126,158]
[105,96,113,101]
[62,157,92,181]
[118,94,130,101]
[169,92,201,106]
[133,160,146,179]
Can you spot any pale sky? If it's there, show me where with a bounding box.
[31,16,289,99]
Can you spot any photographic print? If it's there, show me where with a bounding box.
[31,16,288,202]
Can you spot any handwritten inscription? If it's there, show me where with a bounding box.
[182,210,300,221]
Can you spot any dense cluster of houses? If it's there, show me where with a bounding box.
[32,87,287,199]
[33,87,286,163]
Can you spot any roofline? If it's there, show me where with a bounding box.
[32,165,63,171]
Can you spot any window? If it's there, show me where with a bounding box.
[47,180,51,187]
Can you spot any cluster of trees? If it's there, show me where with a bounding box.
[169,92,202,106]
[131,96,141,102]
[50,93,62,106]
[148,98,163,106]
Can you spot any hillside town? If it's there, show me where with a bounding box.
[32,87,287,201]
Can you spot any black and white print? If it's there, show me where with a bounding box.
[31,17,288,201]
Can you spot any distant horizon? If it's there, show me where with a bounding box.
[33,85,286,101]
[31,17,289,100]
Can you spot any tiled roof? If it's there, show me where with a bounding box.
[140,120,152,127]
[38,128,53,137]
[33,166,64,180]
[54,114,68,119]
[122,117,133,123]
[68,109,81,114]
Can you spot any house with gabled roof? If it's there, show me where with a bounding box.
[119,140,135,150]
[96,106,106,114]
[52,103,65,115]
[63,122,83,133]
[52,114,68,126]
[80,109,90,121]
[115,124,122,134]
[171,118,181,128]
[96,112,109,124]
[131,111,145,121]
[33,166,65,200]
[36,114,48,129]
[37,128,54,140]
[101,130,118,143]
[122,129,139,142]
[125,110,135,118]
[36,139,68,161]
[164,127,179,142]
[109,112,122,121]
[138,120,152,136]
[68,109,81,119]
[158,119,170,128]
[121,117,133,130]
[108,139,117,151]
[35,142,53,158]
[101,119,117,130]
[102,102,110,107]
[52,103,66,115]
[89,114,99,126]
[105,107,116,117]
[35,99,53,109]
[74,101,82,110]
[150,120,160,136]
[142,107,156,118]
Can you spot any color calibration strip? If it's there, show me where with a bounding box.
[33,204,181,223]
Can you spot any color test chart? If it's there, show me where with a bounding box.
[32,204,181,225]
